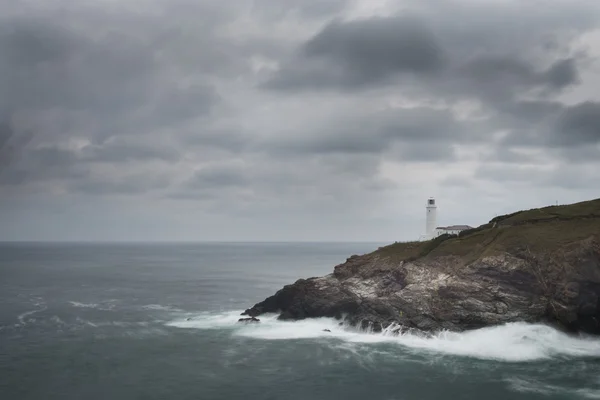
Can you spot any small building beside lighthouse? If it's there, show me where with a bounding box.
[420,197,473,240]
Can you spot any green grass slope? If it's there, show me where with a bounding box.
[375,198,600,264]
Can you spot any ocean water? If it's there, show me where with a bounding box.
[2,242,600,400]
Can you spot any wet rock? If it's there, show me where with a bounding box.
[238,317,260,323]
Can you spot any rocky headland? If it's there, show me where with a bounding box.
[242,199,600,335]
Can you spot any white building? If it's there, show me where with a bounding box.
[420,198,473,240]
[434,225,473,237]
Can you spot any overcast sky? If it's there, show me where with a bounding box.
[1,0,599,242]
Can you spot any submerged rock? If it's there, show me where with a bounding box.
[238,317,260,323]
[243,199,600,335]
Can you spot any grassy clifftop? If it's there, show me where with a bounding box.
[376,198,600,263]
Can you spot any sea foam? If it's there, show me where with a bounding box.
[167,311,600,362]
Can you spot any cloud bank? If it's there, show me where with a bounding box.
[1,0,599,241]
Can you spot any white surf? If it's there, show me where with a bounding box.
[167,311,600,362]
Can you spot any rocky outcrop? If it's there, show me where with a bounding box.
[238,317,260,323]
[243,199,600,335]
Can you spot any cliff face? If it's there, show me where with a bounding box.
[243,199,600,335]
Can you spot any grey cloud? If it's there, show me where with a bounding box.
[187,165,249,190]
[151,84,219,127]
[69,174,171,195]
[303,17,443,73]
[495,100,564,126]
[0,4,229,137]
[264,16,444,90]
[553,102,600,146]
[0,19,77,67]
[268,106,467,159]
[544,58,579,89]
[440,175,474,188]
[262,0,595,95]
[474,163,600,190]
[0,139,180,190]
[456,57,579,102]
[80,142,181,164]
[181,129,251,153]
[0,2,227,185]
[486,147,538,164]
[474,164,546,183]
[0,146,88,186]
[500,101,600,153]
[1,20,154,114]
[546,165,600,190]
[390,142,456,162]
[558,144,600,162]
[1,0,600,241]
[252,0,350,19]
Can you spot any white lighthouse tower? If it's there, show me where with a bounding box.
[425,197,437,239]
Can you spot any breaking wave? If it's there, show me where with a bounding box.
[69,301,101,309]
[167,311,600,362]
[68,300,117,311]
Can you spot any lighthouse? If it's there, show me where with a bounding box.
[425,197,437,239]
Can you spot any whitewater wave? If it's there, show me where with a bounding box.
[167,311,600,362]
[17,306,47,325]
[140,304,184,312]
[68,300,117,311]
[69,301,100,309]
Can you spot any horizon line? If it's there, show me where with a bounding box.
[0,240,392,244]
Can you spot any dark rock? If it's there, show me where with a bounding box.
[241,308,261,317]
[238,317,260,323]
[323,329,331,332]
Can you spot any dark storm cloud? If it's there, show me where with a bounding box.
[544,58,580,89]
[261,2,599,173]
[0,2,233,143]
[0,19,220,119]
[264,16,444,90]
[553,102,600,146]
[1,20,152,114]
[499,101,600,154]
[455,57,580,102]
[262,3,591,96]
[0,2,229,189]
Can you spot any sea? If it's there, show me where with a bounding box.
[2,242,600,400]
